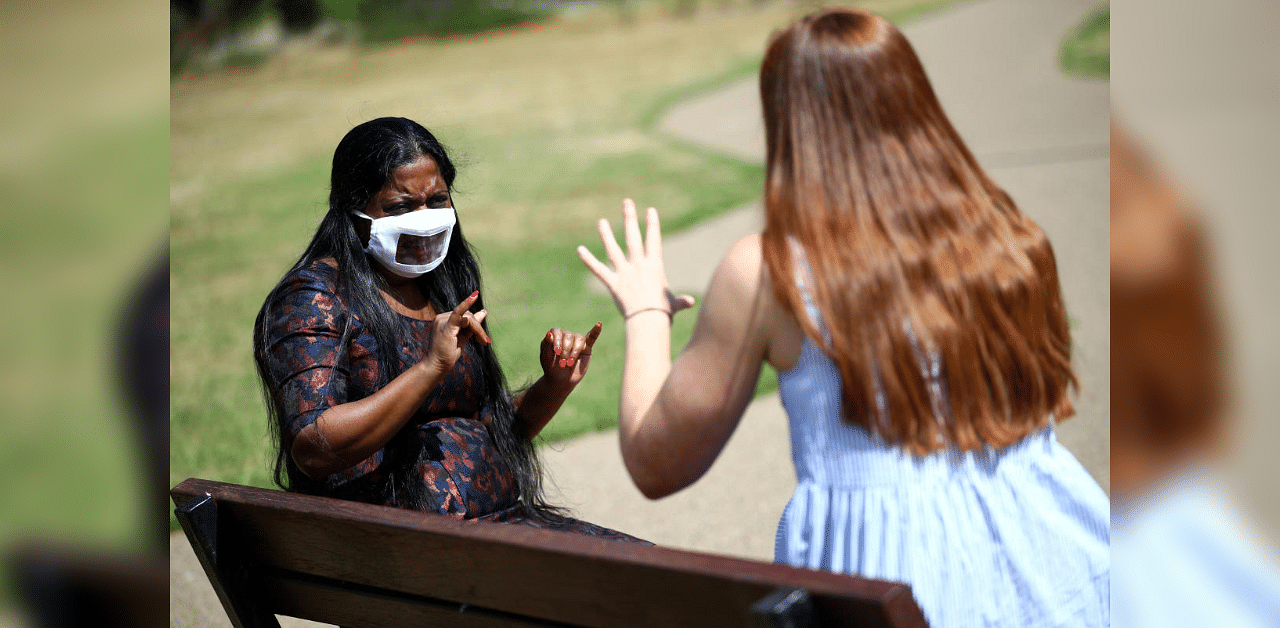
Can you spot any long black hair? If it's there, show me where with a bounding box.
[253,117,565,522]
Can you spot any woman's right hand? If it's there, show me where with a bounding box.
[426,291,491,372]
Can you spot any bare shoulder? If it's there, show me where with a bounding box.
[711,233,804,371]
[727,232,763,264]
[700,234,796,359]
[711,233,765,293]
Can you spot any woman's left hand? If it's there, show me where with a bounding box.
[539,322,603,388]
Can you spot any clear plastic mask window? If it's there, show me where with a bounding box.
[395,231,449,265]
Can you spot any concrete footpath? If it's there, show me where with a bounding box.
[170,1,1110,625]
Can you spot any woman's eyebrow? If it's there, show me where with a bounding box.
[391,188,447,200]
[388,193,427,202]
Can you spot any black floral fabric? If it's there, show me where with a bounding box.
[261,259,646,542]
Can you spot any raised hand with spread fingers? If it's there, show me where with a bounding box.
[577,198,697,324]
[577,199,781,499]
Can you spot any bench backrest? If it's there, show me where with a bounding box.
[172,478,928,628]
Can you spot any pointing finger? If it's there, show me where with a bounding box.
[450,291,480,326]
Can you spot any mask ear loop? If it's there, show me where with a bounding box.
[350,210,376,253]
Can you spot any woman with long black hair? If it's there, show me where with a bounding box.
[253,116,641,539]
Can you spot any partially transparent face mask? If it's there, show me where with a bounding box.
[353,206,456,278]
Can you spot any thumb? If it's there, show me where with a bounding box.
[672,294,697,312]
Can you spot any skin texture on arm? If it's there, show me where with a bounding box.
[512,381,571,440]
[512,323,603,439]
[579,200,781,499]
[291,291,490,480]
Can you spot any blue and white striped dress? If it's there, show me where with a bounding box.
[774,284,1110,627]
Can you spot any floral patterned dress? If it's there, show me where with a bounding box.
[261,259,645,542]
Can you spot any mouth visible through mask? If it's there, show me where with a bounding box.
[395,230,450,265]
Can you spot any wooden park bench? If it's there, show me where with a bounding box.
[172,478,929,627]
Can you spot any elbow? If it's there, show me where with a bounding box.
[293,457,328,482]
[636,478,678,501]
[289,434,335,482]
[290,449,326,482]
[629,461,679,500]
[621,440,689,500]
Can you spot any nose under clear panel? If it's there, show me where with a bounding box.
[395,231,449,265]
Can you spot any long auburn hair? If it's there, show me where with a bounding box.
[759,9,1077,454]
[253,117,565,522]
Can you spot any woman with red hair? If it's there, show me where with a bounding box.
[580,8,1108,626]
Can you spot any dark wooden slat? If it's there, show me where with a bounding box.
[173,478,927,628]
[879,589,931,628]
[259,570,580,628]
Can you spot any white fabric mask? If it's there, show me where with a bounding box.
[353,207,456,278]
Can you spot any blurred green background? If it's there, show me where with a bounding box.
[0,0,168,612]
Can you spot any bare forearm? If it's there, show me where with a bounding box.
[619,311,672,438]
[513,377,573,439]
[292,359,447,479]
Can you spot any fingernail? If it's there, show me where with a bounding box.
[470,291,479,298]
[567,358,575,367]
[554,346,561,355]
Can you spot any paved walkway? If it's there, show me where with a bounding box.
[170,1,1110,624]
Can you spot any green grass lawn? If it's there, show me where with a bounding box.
[1060,5,1109,78]
[170,0,968,524]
